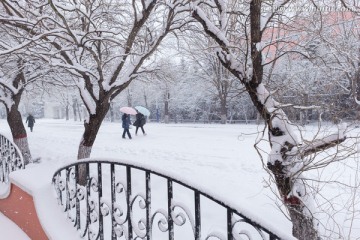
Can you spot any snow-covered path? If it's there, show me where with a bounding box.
[0,119,359,239]
[31,119,285,228]
[1,119,292,237]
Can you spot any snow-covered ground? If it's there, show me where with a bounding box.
[0,212,30,240]
[0,118,359,239]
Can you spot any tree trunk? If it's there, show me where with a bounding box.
[193,1,320,238]
[65,104,69,120]
[304,93,309,124]
[73,98,78,121]
[77,144,92,186]
[164,92,170,124]
[109,103,114,122]
[354,65,360,121]
[256,112,261,125]
[13,137,32,165]
[220,114,227,124]
[266,157,319,240]
[289,206,319,240]
[77,101,82,122]
[7,105,32,165]
[242,105,248,124]
[127,88,132,107]
[220,99,227,124]
[77,101,110,185]
[144,90,148,109]
[300,111,304,126]
[249,1,319,238]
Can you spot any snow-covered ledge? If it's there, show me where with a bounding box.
[0,183,47,240]
[0,182,11,199]
[0,163,82,240]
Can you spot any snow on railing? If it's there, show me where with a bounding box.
[52,159,281,240]
[0,133,24,191]
[0,134,25,183]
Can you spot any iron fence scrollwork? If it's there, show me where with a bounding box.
[0,134,25,188]
[52,160,282,240]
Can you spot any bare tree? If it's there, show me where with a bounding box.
[0,58,33,164]
[0,18,50,164]
[1,1,189,143]
[0,0,191,183]
[316,9,360,120]
[180,33,241,123]
[191,0,356,239]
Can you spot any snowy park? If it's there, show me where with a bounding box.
[1,0,360,239]
[1,119,360,239]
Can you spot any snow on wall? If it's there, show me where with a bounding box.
[9,163,82,240]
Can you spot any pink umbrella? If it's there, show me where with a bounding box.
[120,106,137,115]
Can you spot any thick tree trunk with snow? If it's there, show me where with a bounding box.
[192,1,326,238]
[289,205,319,240]
[77,144,92,186]
[77,101,110,185]
[265,139,319,240]
[249,2,319,238]
[13,137,32,165]
[6,104,32,165]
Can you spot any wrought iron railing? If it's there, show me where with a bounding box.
[52,160,281,240]
[0,133,24,186]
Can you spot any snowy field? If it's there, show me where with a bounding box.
[0,119,359,239]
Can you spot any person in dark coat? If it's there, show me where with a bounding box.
[121,113,132,139]
[26,114,35,132]
[133,111,147,136]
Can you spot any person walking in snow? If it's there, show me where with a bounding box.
[122,113,132,139]
[26,114,35,132]
[133,111,147,136]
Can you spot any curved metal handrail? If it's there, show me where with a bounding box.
[52,159,281,240]
[0,133,25,183]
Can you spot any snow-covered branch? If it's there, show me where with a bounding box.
[300,124,347,158]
